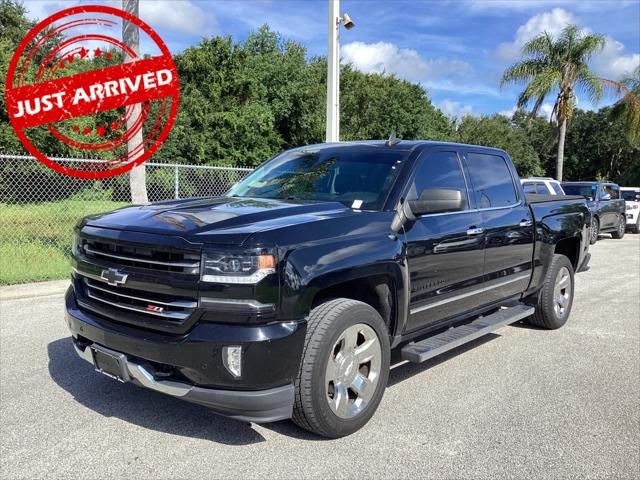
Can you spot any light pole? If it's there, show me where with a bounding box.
[325,0,354,142]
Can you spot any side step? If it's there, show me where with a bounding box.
[401,304,535,363]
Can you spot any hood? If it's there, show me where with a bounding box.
[83,197,355,245]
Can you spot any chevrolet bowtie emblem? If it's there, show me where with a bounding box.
[100,268,128,286]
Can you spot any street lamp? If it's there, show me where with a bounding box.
[326,0,355,142]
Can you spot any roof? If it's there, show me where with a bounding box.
[562,180,618,185]
[292,140,509,155]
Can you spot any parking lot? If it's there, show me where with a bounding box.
[1,234,638,479]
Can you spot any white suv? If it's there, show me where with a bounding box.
[521,177,565,195]
[621,187,640,234]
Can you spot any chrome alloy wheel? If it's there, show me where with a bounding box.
[553,266,572,319]
[325,323,382,419]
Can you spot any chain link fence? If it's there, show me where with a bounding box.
[0,153,253,284]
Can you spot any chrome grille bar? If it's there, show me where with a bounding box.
[86,290,190,320]
[84,279,197,308]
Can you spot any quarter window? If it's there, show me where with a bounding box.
[465,153,518,208]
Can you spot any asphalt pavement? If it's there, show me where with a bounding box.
[1,234,638,479]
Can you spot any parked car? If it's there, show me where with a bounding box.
[67,141,591,438]
[521,177,565,195]
[621,187,640,234]
[562,181,627,244]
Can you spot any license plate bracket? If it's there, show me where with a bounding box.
[91,344,130,383]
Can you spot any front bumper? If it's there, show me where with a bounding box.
[65,287,305,423]
[72,341,294,422]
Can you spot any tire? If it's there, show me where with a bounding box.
[292,298,390,438]
[528,254,575,330]
[611,215,626,239]
[589,216,599,245]
[633,219,640,234]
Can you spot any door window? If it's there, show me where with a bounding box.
[604,185,620,199]
[465,153,518,208]
[410,151,469,212]
[536,183,548,194]
[523,182,537,194]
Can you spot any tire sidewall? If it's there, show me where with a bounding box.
[590,217,599,244]
[308,303,390,437]
[543,255,575,329]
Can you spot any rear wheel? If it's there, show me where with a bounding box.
[611,215,626,239]
[529,254,575,329]
[293,298,390,438]
[589,216,599,245]
[633,218,640,234]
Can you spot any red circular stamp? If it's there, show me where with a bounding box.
[4,5,180,179]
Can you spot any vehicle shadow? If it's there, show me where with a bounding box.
[47,337,267,446]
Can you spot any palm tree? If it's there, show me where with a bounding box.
[501,25,606,181]
[607,66,640,146]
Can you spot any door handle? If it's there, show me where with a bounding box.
[466,227,484,235]
[519,220,533,227]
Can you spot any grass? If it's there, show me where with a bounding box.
[0,199,126,285]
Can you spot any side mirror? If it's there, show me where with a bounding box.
[390,188,465,232]
[409,188,465,216]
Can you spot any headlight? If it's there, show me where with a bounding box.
[201,250,276,284]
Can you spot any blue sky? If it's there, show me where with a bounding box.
[22,0,640,118]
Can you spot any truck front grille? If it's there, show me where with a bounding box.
[80,238,200,274]
[83,278,197,321]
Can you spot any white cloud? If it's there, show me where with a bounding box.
[539,103,555,120]
[498,106,517,118]
[341,41,471,84]
[592,37,640,79]
[496,8,639,80]
[495,8,578,61]
[22,1,216,37]
[438,99,474,119]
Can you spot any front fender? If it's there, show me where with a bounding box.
[280,234,407,332]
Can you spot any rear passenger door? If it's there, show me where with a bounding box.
[461,150,534,305]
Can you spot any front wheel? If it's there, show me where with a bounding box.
[589,216,599,245]
[633,218,640,234]
[611,215,626,239]
[528,254,575,329]
[293,298,390,438]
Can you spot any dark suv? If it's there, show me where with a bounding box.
[562,181,626,244]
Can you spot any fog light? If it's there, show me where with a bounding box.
[222,346,242,378]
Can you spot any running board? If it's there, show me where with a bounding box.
[401,304,535,363]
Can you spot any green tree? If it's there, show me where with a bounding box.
[608,66,640,146]
[501,25,606,181]
[455,115,544,177]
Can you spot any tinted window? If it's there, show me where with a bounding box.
[604,185,620,199]
[550,182,565,195]
[410,151,468,212]
[562,184,596,198]
[622,190,640,201]
[523,182,537,194]
[536,183,548,194]
[228,148,407,210]
[465,153,517,208]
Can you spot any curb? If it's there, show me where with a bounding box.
[0,279,70,301]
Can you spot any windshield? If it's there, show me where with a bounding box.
[228,147,408,210]
[563,184,596,198]
[622,190,640,202]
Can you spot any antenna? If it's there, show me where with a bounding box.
[386,132,401,147]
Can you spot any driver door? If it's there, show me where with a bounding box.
[403,149,485,332]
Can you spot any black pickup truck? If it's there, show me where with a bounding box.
[66,141,591,438]
[561,181,627,244]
